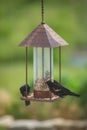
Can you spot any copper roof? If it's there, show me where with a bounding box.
[19,23,68,48]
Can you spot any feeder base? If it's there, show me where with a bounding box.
[34,90,51,98]
[20,93,60,102]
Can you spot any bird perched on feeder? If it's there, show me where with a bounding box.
[46,80,80,98]
[20,84,31,106]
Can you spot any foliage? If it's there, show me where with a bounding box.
[0,63,87,119]
[0,0,87,62]
[79,79,87,118]
[0,0,87,120]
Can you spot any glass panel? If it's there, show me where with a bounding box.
[44,48,53,80]
[33,48,53,87]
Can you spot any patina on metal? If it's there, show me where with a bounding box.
[19,23,68,48]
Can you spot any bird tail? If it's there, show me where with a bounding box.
[25,100,30,106]
[69,92,80,97]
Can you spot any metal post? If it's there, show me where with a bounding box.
[42,48,44,79]
[59,46,61,83]
[36,48,38,81]
[50,48,52,99]
[50,48,52,81]
[25,47,28,97]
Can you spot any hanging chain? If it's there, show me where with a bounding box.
[41,0,44,23]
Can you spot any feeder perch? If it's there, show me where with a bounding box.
[19,0,68,102]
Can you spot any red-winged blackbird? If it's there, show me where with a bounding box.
[46,80,80,98]
[20,84,30,106]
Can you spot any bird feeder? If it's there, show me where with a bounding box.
[19,0,68,102]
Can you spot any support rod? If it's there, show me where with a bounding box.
[59,46,61,83]
[35,48,38,82]
[42,48,44,78]
[50,48,52,81]
[25,47,28,96]
[50,48,52,100]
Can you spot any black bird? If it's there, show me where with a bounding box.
[20,84,30,106]
[46,80,80,98]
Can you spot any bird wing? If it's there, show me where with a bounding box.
[54,80,70,91]
[52,86,61,92]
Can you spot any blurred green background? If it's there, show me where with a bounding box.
[0,0,87,120]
